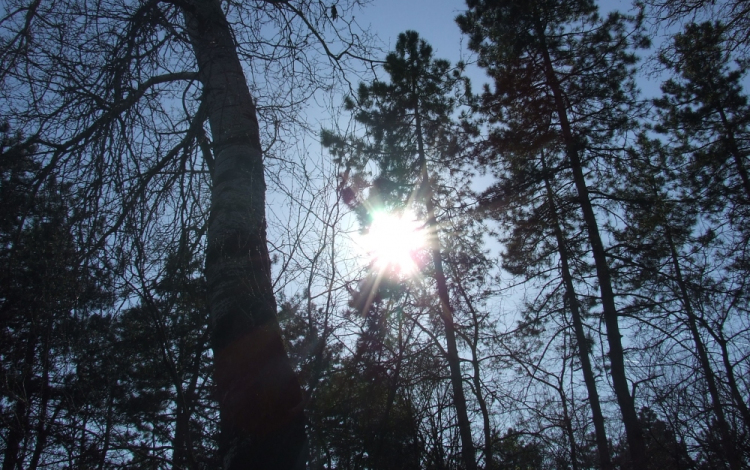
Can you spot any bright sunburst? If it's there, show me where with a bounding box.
[361,210,427,275]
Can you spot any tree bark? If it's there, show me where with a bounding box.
[541,155,612,470]
[535,24,646,469]
[714,330,750,432]
[714,96,750,202]
[2,331,37,470]
[414,102,477,470]
[450,262,494,468]
[181,2,306,468]
[664,226,740,470]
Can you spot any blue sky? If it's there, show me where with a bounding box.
[358,0,471,65]
[357,0,636,60]
[354,0,660,97]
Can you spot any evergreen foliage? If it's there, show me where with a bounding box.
[1,0,750,468]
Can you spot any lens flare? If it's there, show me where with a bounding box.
[361,210,426,275]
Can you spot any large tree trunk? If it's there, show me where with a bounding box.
[182,2,306,469]
[535,24,646,469]
[541,156,612,470]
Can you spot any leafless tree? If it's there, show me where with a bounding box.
[0,0,372,467]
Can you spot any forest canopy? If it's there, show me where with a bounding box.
[1,0,750,469]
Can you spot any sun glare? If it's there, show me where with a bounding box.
[361,210,427,275]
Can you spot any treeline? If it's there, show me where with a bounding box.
[1,0,749,469]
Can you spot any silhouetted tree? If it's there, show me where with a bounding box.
[459,0,648,466]
[323,31,480,470]
[0,0,370,467]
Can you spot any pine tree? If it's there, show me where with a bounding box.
[0,124,111,469]
[323,31,480,470]
[612,135,745,468]
[477,133,612,469]
[458,0,649,466]
[0,0,370,465]
[655,21,750,259]
[645,22,750,464]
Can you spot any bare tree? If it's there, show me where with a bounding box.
[0,0,370,467]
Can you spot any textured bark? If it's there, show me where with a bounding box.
[535,24,646,469]
[182,1,306,468]
[542,157,612,470]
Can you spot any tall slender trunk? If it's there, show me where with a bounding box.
[469,319,493,469]
[414,96,477,470]
[469,346,493,470]
[664,226,740,469]
[714,98,750,432]
[541,155,612,469]
[425,163,477,470]
[173,406,193,470]
[450,263,494,468]
[172,333,209,470]
[97,385,115,470]
[29,320,53,470]
[182,1,305,468]
[558,345,579,470]
[145,298,203,470]
[715,331,750,431]
[2,330,37,470]
[715,99,750,202]
[535,23,646,468]
[374,311,407,467]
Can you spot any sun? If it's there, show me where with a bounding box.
[361,209,427,275]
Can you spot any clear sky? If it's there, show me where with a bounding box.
[353,0,655,95]
[357,0,472,65]
[355,0,636,60]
